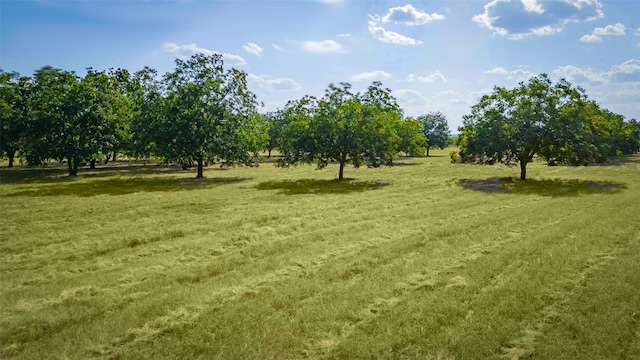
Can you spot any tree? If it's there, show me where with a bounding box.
[396,117,426,156]
[156,54,259,178]
[278,82,402,180]
[457,74,615,180]
[27,67,112,175]
[0,70,31,167]
[417,111,450,156]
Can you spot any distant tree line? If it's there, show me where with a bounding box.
[2,55,638,180]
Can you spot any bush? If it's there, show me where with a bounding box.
[450,150,462,163]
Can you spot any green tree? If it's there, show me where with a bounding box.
[0,70,31,167]
[417,111,450,156]
[28,67,111,175]
[457,74,613,180]
[396,117,426,156]
[156,54,259,178]
[278,82,402,180]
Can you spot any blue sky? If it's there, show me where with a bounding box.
[2,0,639,130]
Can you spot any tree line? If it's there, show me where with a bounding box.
[0,54,450,179]
[1,54,638,180]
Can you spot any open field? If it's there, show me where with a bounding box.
[1,149,639,359]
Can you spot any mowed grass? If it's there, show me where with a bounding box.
[1,150,639,359]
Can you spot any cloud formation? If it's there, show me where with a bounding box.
[247,74,302,92]
[406,71,447,82]
[484,67,535,81]
[473,0,603,40]
[368,15,422,45]
[243,42,263,56]
[350,70,392,82]
[554,59,640,83]
[580,23,626,43]
[301,40,342,53]
[381,4,445,26]
[162,42,247,65]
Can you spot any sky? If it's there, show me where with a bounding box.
[1,0,639,130]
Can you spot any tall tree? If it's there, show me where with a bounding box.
[157,54,259,178]
[0,70,31,167]
[417,111,450,156]
[457,74,615,180]
[278,82,402,180]
[28,67,112,175]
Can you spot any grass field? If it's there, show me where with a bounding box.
[1,149,639,359]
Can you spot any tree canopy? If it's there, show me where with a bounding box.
[277,82,402,180]
[417,111,450,156]
[457,73,638,180]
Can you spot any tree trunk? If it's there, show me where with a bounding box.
[104,153,111,164]
[520,161,527,180]
[338,152,347,180]
[112,150,117,162]
[426,147,430,157]
[268,149,272,158]
[7,150,15,168]
[196,157,204,178]
[68,157,78,176]
[89,159,96,169]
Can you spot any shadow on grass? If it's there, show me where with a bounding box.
[459,177,627,197]
[255,178,390,195]
[0,161,231,184]
[4,176,249,197]
[393,161,420,167]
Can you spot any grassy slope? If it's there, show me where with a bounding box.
[0,151,638,359]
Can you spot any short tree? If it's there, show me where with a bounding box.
[396,117,426,156]
[0,70,31,167]
[417,111,450,156]
[278,82,402,180]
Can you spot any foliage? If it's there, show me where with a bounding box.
[155,54,259,178]
[0,70,31,167]
[396,117,426,156]
[417,111,450,156]
[456,73,637,180]
[278,82,402,179]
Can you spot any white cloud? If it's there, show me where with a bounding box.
[484,67,535,81]
[636,27,640,36]
[580,34,602,43]
[580,23,626,43]
[336,33,351,37]
[247,74,302,92]
[592,23,626,36]
[272,44,284,51]
[300,39,343,53]
[381,4,445,26]
[350,70,392,82]
[554,59,640,84]
[161,42,247,65]
[406,71,447,82]
[243,42,263,56]
[554,65,608,83]
[368,14,422,45]
[394,88,428,106]
[484,67,510,75]
[473,0,604,40]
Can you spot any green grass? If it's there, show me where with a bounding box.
[1,150,639,359]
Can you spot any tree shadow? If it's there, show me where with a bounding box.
[393,161,420,167]
[458,177,627,197]
[255,178,390,195]
[0,161,232,185]
[4,176,249,197]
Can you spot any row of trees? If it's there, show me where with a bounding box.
[0,54,451,178]
[3,55,638,180]
[457,74,640,179]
